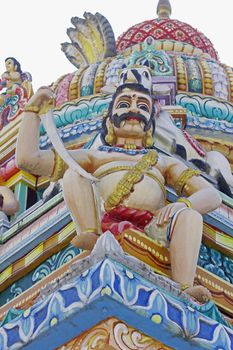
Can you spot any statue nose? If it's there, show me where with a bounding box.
[130,101,139,113]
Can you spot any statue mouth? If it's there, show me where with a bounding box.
[126,116,140,121]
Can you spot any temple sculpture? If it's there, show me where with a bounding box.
[0,1,232,349]
[0,57,33,129]
[16,67,221,303]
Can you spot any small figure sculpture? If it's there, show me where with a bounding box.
[16,67,221,303]
[0,57,33,105]
[0,185,19,219]
[0,57,33,129]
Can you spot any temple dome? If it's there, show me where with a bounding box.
[116,0,218,61]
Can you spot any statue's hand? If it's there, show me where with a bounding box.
[24,86,55,116]
[155,202,187,226]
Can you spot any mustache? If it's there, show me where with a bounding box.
[111,112,151,131]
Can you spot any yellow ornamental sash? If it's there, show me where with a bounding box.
[105,150,158,211]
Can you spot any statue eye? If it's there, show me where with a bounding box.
[137,103,149,112]
[116,101,130,109]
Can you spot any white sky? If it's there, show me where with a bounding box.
[1,0,232,90]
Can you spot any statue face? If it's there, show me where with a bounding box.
[5,59,16,72]
[111,89,153,137]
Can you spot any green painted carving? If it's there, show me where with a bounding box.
[128,40,173,76]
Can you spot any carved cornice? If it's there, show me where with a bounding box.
[0,234,231,350]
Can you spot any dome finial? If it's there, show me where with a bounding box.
[157,0,172,19]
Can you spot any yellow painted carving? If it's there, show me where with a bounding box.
[5,171,36,188]
[87,22,103,56]
[50,317,58,326]
[151,314,162,324]
[204,223,233,254]
[25,242,44,266]
[58,222,75,243]
[0,115,22,147]
[125,270,134,279]
[101,286,112,296]
[77,31,96,64]
[0,265,13,284]
[23,308,31,318]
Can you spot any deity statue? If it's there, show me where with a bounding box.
[0,57,33,106]
[16,67,222,303]
[0,185,19,220]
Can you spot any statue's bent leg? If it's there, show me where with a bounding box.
[63,168,99,250]
[169,209,211,303]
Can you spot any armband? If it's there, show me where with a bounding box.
[176,197,192,208]
[24,99,54,116]
[174,169,201,196]
[50,150,68,182]
[24,104,40,113]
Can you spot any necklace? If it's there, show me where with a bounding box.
[98,145,149,155]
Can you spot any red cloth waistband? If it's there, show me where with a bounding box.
[101,205,153,236]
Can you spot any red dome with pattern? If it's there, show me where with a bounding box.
[116,18,218,61]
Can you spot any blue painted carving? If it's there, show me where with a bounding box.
[0,258,232,350]
[0,309,23,327]
[32,245,78,282]
[187,114,233,133]
[80,64,98,97]
[0,245,80,307]
[6,284,23,301]
[40,119,102,149]
[184,57,202,93]
[39,94,112,135]
[105,57,125,86]
[198,244,233,283]
[176,93,233,122]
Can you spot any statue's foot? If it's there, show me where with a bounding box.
[182,285,211,303]
[71,232,98,251]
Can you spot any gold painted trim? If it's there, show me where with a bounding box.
[94,58,111,94]
[95,164,166,198]
[174,56,188,92]
[0,115,22,147]
[122,228,233,316]
[193,135,233,148]
[69,67,86,101]
[0,221,76,292]
[203,223,233,258]
[199,59,213,95]
[222,64,233,102]
[4,170,37,189]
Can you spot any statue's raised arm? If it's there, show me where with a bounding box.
[16,87,56,177]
